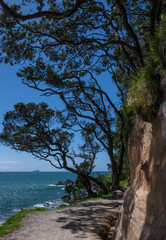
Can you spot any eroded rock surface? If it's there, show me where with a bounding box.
[115,103,166,240]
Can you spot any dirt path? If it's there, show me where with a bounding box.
[0,192,124,240]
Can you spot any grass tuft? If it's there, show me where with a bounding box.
[57,205,70,210]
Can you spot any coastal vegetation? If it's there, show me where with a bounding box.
[62,179,127,204]
[0,0,165,191]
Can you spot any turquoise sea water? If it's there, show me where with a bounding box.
[0,172,76,225]
[0,171,106,225]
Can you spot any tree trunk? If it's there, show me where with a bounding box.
[83,178,96,197]
[111,171,120,190]
[64,165,109,194]
[88,175,109,194]
[107,147,120,190]
[107,124,125,191]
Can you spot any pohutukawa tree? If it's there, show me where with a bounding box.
[0,102,108,195]
[0,0,164,189]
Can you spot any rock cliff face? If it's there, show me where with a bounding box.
[115,101,166,240]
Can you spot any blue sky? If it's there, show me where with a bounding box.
[0,0,118,172]
[0,64,119,172]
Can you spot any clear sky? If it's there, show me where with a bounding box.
[0,0,119,172]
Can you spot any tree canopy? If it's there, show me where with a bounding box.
[0,0,165,189]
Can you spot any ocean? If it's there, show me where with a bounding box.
[0,171,106,225]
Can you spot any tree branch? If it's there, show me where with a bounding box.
[115,0,144,66]
[0,0,86,20]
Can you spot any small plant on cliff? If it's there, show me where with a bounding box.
[127,65,161,119]
[125,12,166,121]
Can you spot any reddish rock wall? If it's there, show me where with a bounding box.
[115,103,166,240]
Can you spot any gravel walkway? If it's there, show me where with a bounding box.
[0,192,124,240]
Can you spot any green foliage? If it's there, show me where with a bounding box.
[108,154,129,181]
[120,155,130,180]
[62,184,88,204]
[0,208,47,237]
[121,104,132,146]
[127,66,161,119]
[119,179,128,187]
[150,12,166,78]
[74,161,95,193]
[62,172,128,204]
[0,102,73,161]
[75,158,95,176]
[80,179,127,202]
[62,173,114,204]
[125,13,166,121]
[97,172,112,189]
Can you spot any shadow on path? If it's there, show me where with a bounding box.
[54,192,124,239]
